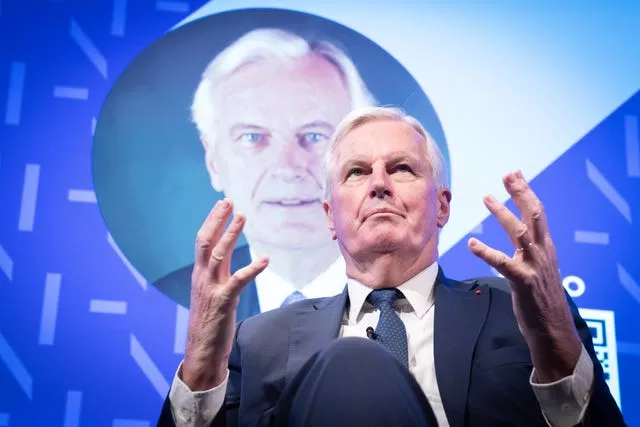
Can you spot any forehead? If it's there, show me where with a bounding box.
[212,54,351,124]
[335,119,427,163]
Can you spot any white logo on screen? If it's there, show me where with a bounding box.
[578,308,621,409]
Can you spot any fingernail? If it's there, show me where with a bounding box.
[220,200,229,210]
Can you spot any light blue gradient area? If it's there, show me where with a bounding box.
[0,413,8,426]
[176,0,640,252]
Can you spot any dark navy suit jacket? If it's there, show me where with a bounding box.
[158,270,626,427]
[154,244,261,321]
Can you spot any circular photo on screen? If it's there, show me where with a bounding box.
[92,8,450,319]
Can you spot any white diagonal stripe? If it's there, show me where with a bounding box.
[68,190,97,203]
[18,164,40,232]
[130,334,169,397]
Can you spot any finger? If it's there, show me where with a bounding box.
[503,170,549,244]
[208,213,246,276]
[226,256,270,296]
[468,237,522,279]
[194,199,233,267]
[483,194,531,250]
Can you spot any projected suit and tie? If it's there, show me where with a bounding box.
[154,28,377,319]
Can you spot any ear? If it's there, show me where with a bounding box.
[436,189,451,228]
[323,200,337,240]
[202,137,223,192]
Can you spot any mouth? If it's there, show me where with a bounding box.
[262,199,321,207]
[363,208,404,221]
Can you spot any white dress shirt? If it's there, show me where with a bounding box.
[170,262,594,427]
[251,249,347,312]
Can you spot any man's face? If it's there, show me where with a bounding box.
[324,119,451,264]
[206,54,351,249]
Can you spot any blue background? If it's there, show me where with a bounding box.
[1,1,639,426]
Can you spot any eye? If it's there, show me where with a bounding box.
[395,164,413,173]
[239,133,265,144]
[347,167,365,178]
[301,132,328,144]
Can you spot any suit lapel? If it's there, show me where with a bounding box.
[284,287,348,386]
[434,271,490,427]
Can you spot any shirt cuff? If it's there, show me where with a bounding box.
[168,361,229,427]
[530,344,594,427]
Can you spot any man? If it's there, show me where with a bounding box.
[155,28,376,318]
[158,107,625,426]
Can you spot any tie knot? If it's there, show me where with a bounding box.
[281,290,306,307]
[367,289,402,309]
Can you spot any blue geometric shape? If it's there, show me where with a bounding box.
[625,115,640,177]
[38,273,62,345]
[18,164,40,232]
[0,333,33,399]
[130,334,169,398]
[89,299,127,314]
[156,1,189,13]
[113,420,150,427]
[586,159,632,223]
[0,413,8,426]
[5,62,25,125]
[53,87,89,100]
[0,244,13,281]
[63,391,82,427]
[574,230,610,245]
[111,0,127,36]
[174,304,188,354]
[617,341,640,356]
[70,19,108,79]
[68,189,97,203]
[618,264,640,304]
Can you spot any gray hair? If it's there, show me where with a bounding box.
[323,106,449,198]
[191,28,376,150]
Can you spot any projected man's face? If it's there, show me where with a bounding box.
[205,54,352,249]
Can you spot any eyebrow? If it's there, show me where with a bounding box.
[297,121,335,132]
[229,123,269,135]
[337,154,422,176]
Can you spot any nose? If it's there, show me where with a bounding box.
[271,139,309,181]
[368,165,392,199]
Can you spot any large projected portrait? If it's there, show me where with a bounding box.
[93,8,449,320]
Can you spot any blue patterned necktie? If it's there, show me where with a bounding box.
[367,289,409,369]
[281,290,306,307]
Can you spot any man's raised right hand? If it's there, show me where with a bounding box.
[181,199,269,391]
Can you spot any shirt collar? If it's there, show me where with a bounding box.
[346,261,439,323]
[251,247,347,312]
